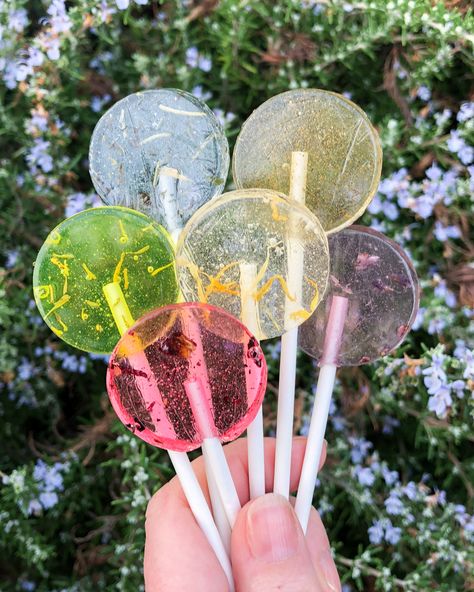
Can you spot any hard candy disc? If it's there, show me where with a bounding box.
[232,89,382,233]
[33,207,178,353]
[89,89,229,235]
[176,189,330,340]
[299,226,419,366]
[106,302,267,452]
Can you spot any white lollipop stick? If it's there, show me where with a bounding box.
[294,295,348,533]
[240,262,266,499]
[168,451,234,590]
[156,166,183,244]
[274,151,308,498]
[103,281,234,588]
[161,170,231,544]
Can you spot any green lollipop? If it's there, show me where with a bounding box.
[33,206,178,353]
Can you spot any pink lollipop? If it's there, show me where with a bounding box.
[107,302,267,526]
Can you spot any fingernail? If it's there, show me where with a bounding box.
[246,494,300,562]
[317,548,341,591]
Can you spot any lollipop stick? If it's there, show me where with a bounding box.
[156,167,182,244]
[274,151,308,498]
[294,295,348,533]
[180,308,232,545]
[168,450,234,590]
[184,377,241,527]
[240,262,265,499]
[103,282,135,336]
[203,452,232,553]
[102,281,234,586]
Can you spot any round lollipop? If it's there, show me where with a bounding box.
[299,226,419,365]
[176,188,330,340]
[294,226,419,532]
[177,187,329,498]
[33,206,178,353]
[107,302,267,525]
[89,89,229,239]
[232,89,382,234]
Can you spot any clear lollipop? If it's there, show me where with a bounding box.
[294,226,419,531]
[177,188,330,498]
[232,89,383,498]
[232,88,382,234]
[32,207,234,588]
[89,89,229,241]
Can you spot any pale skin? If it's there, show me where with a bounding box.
[144,437,341,591]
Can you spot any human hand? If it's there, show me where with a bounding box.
[144,437,341,591]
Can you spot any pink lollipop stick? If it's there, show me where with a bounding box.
[294,295,348,532]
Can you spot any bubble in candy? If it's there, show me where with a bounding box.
[89,89,229,234]
[299,226,419,366]
[176,189,330,340]
[232,89,382,233]
[33,206,178,353]
[106,302,267,453]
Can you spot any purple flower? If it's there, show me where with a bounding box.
[457,102,474,123]
[417,86,431,101]
[27,499,43,516]
[427,386,452,417]
[463,350,474,380]
[26,139,53,173]
[191,85,212,102]
[458,145,473,165]
[402,481,418,500]
[382,467,399,486]
[349,437,373,464]
[39,491,59,509]
[426,163,442,181]
[9,9,29,32]
[384,522,402,544]
[90,94,112,113]
[428,317,446,335]
[186,47,212,72]
[447,130,465,154]
[412,307,426,331]
[382,416,400,435]
[368,520,384,544]
[433,276,457,307]
[385,492,404,515]
[355,466,375,487]
[116,0,130,8]
[5,249,19,268]
[433,221,461,242]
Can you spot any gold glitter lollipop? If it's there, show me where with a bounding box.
[232,89,382,233]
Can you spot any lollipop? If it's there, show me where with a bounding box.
[33,207,234,588]
[232,88,382,234]
[294,226,419,531]
[89,89,229,241]
[177,188,330,497]
[33,207,178,353]
[107,302,267,525]
[232,89,383,498]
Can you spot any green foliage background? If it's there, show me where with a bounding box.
[0,1,473,591]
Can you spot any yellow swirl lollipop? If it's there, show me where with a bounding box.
[176,188,330,341]
[232,89,382,233]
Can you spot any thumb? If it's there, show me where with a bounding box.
[231,494,325,591]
